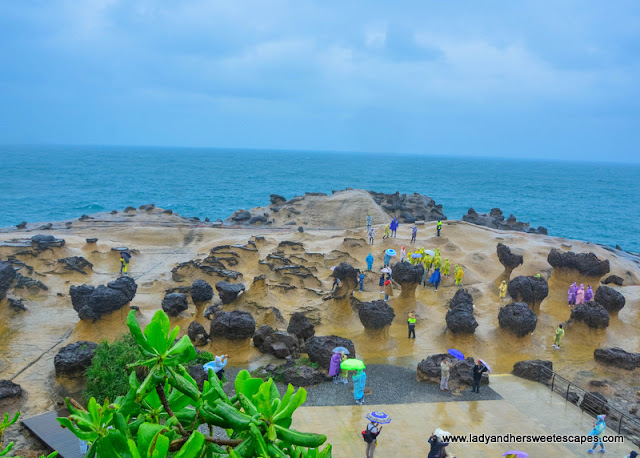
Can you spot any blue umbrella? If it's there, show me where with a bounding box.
[411,253,422,259]
[385,249,396,256]
[332,346,350,354]
[366,411,391,424]
[447,349,465,361]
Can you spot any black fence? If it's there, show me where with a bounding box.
[536,364,640,444]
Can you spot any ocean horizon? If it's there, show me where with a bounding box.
[1,144,639,252]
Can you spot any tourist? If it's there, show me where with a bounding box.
[400,246,406,262]
[552,324,565,349]
[408,311,416,338]
[367,213,372,231]
[499,280,508,301]
[362,421,382,458]
[358,271,365,292]
[339,352,349,384]
[575,284,585,305]
[587,415,607,454]
[429,267,441,291]
[331,276,341,292]
[568,282,578,305]
[433,255,442,270]
[421,265,429,287]
[329,351,342,384]
[423,254,432,274]
[585,285,594,302]
[379,273,385,299]
[624,451,638,458]
[368,227,376,244]
[471,360,488,393]
[382,224,391,240]
[384,276,393,301]
[383,250,391,267]
[442,258,450,278]
[204,354,229,381]
[436,220,442,237]
[366,253,374,271]
[410,224,418,243]
[454,264,460,278]
[120,250,131,275]
[427,431,450,458]
[455,267,464,286]
[390,217,399,237]
[440,358,450,391]
[352,369,367,405]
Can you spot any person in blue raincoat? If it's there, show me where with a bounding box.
[429,267,441,292]
[383,251,391,267]
[587,415,607,454]
[353,369,367,405]
[366,253,374,271]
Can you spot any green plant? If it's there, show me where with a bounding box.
[0,411,58,457]
[58,310,331,457]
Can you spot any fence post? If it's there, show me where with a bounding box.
[618,415,623,434]
[551,373,555,392]
[565,381,571,400]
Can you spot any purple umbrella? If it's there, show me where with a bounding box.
[447,349,465,360]
[503,451,528,458]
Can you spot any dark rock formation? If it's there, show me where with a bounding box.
[139,203,155,211]
[358,300,396,329]
[547,249,610,277]
[191,279,214,304]
[230,210,251,222]
[496,243,523,277]
[594,348,640,370]
[31,235,65,251]
[270,194,286,205]
[594,286,625,313]
[368,191,446,222]
[512,360,553,381]
[0,380,23,400]
[203,305,220,319]
[257,331,301,359]
[16,221,27,229]
[215,281,245,304]
[446,289,478,334]
[581,392,609,416]
[253,325,275,349]
[70,276,137,321]
[162,293,189,316]
[417,354,488,386]
[305,336,356,369]
[58,256,93,274]
[287,312,316,340]
[331,262,358,300]
[507,276,549,308]
[498,302,538,337]
[187,321,210,346]
[124,206,136,212]
[15,273,48,291]
[463,208,544,233]
[570,302,610,329]
[283,365,328,387]
[210,311,256,340]
[187,365,208,390]
[602,275,623,286]
[8,298,27,312]
[0,261,16,299]
[391,262,424,298]
[54,341,98,377]
[86,238,98,244]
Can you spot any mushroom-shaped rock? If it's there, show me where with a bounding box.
[58,256,93,274]
[31,234,65,251]
[602,275,623,286]
[498,302,538,337]
[0,380,23,401]
[570,302,610,329]
[358,300,396,329]
[259,332,300,359]
[191,279,214,304]
[70,276,137,321]
[270,194,286,205]
[210,310,256,340]
[0,261,16,299]
[54,341,98,377]
[496,243,523,278]
[287,312,315,340]
[417,354,488,387]
[507,276,549,308]
[253,325,275,349]
[215,281,245,304]
[512,360,553,381]
[446,289,478,333]
[305,335,356,369]
[547,249,610,277]
[187,321,210,346]
[594,348,640,370]
[594,286,625,313]
[162,293,189,316]
[391,262,424,298]
[331,263,358,300]
[283,365,328,387]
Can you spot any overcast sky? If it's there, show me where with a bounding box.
[1,1,639,162]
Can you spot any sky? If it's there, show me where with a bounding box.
[1,1,639,162]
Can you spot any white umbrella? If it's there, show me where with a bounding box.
[381,267,391,274]
[478,358,492,373]
[424,249,435,257]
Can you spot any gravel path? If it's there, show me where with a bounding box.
[221,364,501,406]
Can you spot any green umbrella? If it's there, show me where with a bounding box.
[341,359,365,371]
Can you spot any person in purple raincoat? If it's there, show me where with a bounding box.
[568,282,577,306]
[575,284,585,305]
[584,285,594,302]
[390,218,399,237]
[329,352,342,384]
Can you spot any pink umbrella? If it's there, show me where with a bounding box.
[478,358,492,373]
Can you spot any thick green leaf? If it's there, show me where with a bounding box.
[166,335,197,363]
[234,370,251,395]
[144,311,170,354]
[173,430,205,458]
[136,422,167,456]
[127,310,156,355]
[150,433,170,457]
[56,417,98,441]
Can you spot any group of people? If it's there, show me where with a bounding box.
[365,213,443,245]
[568,282,593,307]
[329,350,367,405]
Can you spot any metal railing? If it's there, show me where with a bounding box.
[535,364,640,443]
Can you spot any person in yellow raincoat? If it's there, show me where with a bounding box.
[498,280,507,301]
[383,224,391,239]
[455,267,464,286]
[423,255,432,273]
[453,264,460,278]
[433,256,442,270]
[442,258,450,277]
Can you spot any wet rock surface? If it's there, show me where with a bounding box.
[54,341,98,377]
[161,293,189,316]
[287,312,315,340]
[215,281,245,304]
[498,302,538,336]
[57,256,93,274]
[368,191,446,222]
[283,365,328,387]
[305,335,356,369]
[187,321,210,346]
[594,347,640,370]
[358,300,396,329]
[210,310,256,340]
[0,261,16,299]
[547,249,610,277]
[191,279,214,304]
[507,275,549,307]
[602,275,624,286]
[570,301,610,328]
[512,360,553,381]
[0,380,23,400]
[496,243,523,275]
[70,276,137,321]
[446,289,478,334]
[417,354,489,387]
[258,331,301,359]
[594,285,625,313]
[463,208,545,234]
[30,235,65,251]
[331,262,358,299]
[15,273,48,291]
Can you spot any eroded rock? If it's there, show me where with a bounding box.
[191,279,214,304]
[31,235,65,251]
[187,321,210,346]
[446,289,478,334]
[512,360,552,381]
[162,293,189,316]
[498,302,538,337]
[594,286,625,313]
[391,262,424,298]
[417,354,488,387]
[58,256,93,275]
[215,281,245,304]
[0,261,16,299]
[54,341,98,377]
[283,365,328,387]
[305,335,356,369]
[570,302,610,329]
[358,300,396,329]
[70,276,137,321]
[547,249,610,277]
[287,312,315,340]
[602,275,623,286]
[210,311,256,340]
[496,243,523,277]
[594,348,640,370]
[0,380,23,400]
[331,263,358,300]
[507,276,549,308]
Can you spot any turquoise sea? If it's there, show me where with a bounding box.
[0,145,638,252]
